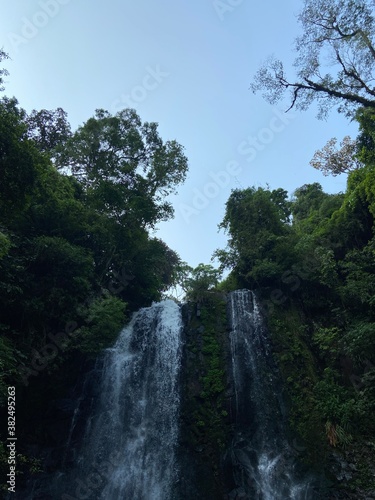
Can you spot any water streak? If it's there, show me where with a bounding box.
[59,299,183,500]
[227,289,312,500]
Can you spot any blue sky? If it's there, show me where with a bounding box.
[1,0,358,272]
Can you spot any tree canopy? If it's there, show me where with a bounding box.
[181,263,222,301]
[250,0,375,118]
[55,108,188,228]
[26,107,72,154]
[310,136,362,176]
[0,94,188,403]
[213,187,293,286]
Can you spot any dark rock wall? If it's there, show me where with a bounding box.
[12,292,371,499]
[176,295,230,499]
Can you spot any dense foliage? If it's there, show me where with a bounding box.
[0,54,188,490]
[2,0,375,490]
[180,263,222,302]
[214,111,375,490]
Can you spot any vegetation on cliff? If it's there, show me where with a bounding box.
[214,4,375,490]
[0,49,188,492]
[1,1,375,494]
[180,294,229,498]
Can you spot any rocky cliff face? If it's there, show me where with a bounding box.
[11,292,373,499]
[177,291,318,500]
[176,294,230,499]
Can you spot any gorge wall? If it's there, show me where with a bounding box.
[177,290,317,500]
[12,290,370,499]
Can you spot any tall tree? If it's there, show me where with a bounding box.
[250,0,375,118]
[356,108,375,165]
[291,183,340,221]
[180,263,222,301]
[26,107,72,155]
[56,108,188,228]
[0,97,40,219]
[214,187,293,285]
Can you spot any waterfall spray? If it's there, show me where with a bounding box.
[226,290,313,500]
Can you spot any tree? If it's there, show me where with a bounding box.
[0,50,9,92]
[181,263,222,301]
[56,108,188,228]
[310,136,362,176]
[26,107,72,155]
[356,107,375,165]
[214,187,294,286]
[122,238,182,307]
[291,182,344,224]
[0,97,42,219]
[72,295,127,355]
[0,96,185,350]
[339,239,375,314]
[250,0,375,118]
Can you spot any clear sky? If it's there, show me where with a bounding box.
[1,0,358,271]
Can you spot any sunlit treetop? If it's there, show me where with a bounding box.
[251,0,375,119]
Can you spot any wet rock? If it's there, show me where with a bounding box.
[227,486,250,499]
[329,452,355,482]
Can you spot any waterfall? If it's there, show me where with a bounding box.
[20,291,321,500]
[55,299,183,500]
[226,289,313,500]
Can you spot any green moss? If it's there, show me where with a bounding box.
[267,303,327,463]
[345,441,375,492]
[267,298,375,496]
[180,295,229,494]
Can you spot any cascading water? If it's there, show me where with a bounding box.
[53,299,183,500]
[20,292,322,500]
[226,289,313,500]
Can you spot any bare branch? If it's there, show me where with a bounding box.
[250,0,375,118]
